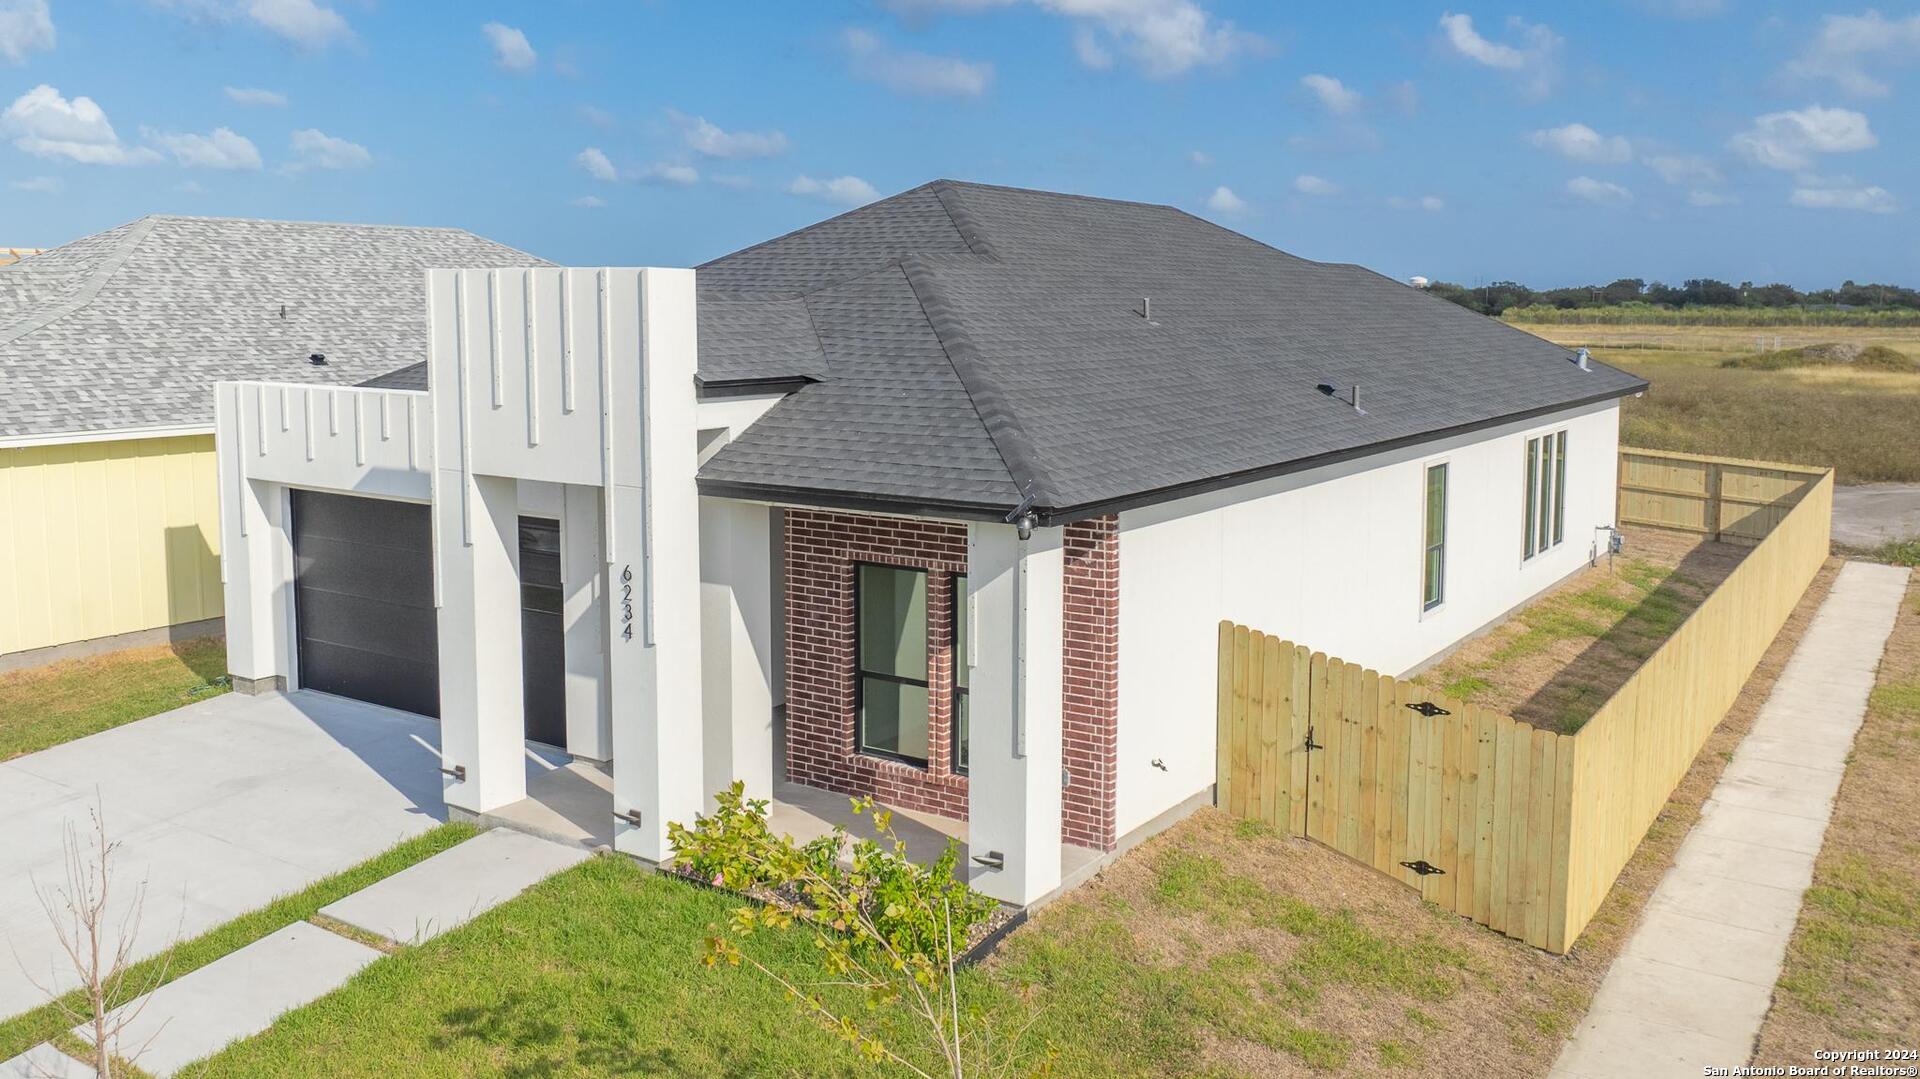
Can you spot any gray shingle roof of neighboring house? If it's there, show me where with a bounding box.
[0,215,547,440]
[693,180,1648,524]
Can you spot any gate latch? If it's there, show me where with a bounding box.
[1303,726,1323,752]
[1406,701,1451,717]
[1399,859,1446,877]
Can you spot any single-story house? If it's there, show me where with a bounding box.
[0,216,543,668]
[213,179,1646,907]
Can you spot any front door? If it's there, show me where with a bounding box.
[519,517,567,749]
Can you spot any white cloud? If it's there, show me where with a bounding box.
[1785,11,1920,98]
[636,161,699,185]
[223,86,287,106]
[1293,174,1338,196]
[844,27,993,97]
[1686,189,1738,207]
[710,173,754,190]
[1529,122,1632,165]
[1566,175,1633,206]
[9,174,57,191]
[1,85,161,165]
[0,0,55,64]
[1187,149,1213,167]
[144,125,262,169]
[1643,152,1720,185]
[149,0,352,48]
[288,127,369,169]
[1387,194,1445,211]
[244,0,351,48]
[1206,185,1245,212]
[1300,73,1361,116]
[1438,12,1561,97]
[1383,80,1419,115]
[1790,182,1895,213]
[578,104,615,129]
[673,111,789,159]
[885,0,1257,78]
[789,174,881,206]
[482,22,536,72]
[1728,106,1875,171]
[576,146,617,182]
[570,194,605,208]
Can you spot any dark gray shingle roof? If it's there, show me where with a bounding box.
[696,180,1646,522]
[0,215,547,439]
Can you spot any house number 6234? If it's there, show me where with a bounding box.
[619,565,635,641]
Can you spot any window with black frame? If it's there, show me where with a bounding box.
[856,564,930,766]
[952,574,968,774]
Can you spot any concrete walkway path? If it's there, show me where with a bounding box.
[11,828,589,1078]
[1551,560,1910,1079]
[319,827,590,945]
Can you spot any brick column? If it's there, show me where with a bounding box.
[1061,515,1120,851]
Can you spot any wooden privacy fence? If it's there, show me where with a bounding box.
[1618,448,1823,545]
[1216,448,1833,953]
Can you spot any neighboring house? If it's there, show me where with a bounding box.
[0,217,544,667]
[212,180,1646,907]
[0,249,43,267]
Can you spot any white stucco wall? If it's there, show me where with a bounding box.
[1113,399,1622,838]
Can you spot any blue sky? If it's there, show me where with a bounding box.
[1,1,1915,287]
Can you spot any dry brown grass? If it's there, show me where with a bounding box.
[986,559,1841,1077]
[1416,529,1749,733]
[1517,321,1920,357]
[1755,570,1920,1059]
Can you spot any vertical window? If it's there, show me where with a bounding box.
[1422,463,1448,611]
[856,565,929,765]
[1523,431,1569,559]
[1553,430,1568,546]
[952,574,968,775]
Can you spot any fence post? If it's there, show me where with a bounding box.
[1707,460,1724,542]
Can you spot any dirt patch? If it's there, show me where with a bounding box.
[1754,569,1920,1059]
[987,560,1842,1077]
[1418,528,1750,733]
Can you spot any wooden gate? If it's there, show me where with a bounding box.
[1216,624,1574,950]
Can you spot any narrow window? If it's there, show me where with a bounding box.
[1523,437,1540,559]
[1553,430,1568,546]
[856,564,929,766]
[952,574,969,775]
[1423,463,1448,611]
[1537,434,1555,555]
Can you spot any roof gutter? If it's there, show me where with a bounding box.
[0,422,216,451]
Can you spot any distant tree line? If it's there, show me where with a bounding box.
[1425,278,1920,318]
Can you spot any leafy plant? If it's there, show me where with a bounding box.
[669,782,1044,1077]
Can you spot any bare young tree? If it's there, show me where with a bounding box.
[20,797,175,1079]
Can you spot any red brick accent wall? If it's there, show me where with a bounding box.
[1062,516,1121,851]
[783,510,970,819]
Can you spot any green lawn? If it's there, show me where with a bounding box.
[0,823,478,1072]
[194,812,1589,1078]
[0,636,229,761]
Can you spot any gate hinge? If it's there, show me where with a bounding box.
[1399,859,1446,877]
[1406,701,1451,717]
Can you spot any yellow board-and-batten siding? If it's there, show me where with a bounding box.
[0,435,223,656]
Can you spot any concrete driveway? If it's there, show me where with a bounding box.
[0,691,449,1022]
[1833,483,1920,548]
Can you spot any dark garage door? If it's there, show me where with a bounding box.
[291,489,440,717]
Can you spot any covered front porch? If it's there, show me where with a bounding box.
[466,719,1108,899]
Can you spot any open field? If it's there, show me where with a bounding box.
[1512,320,1920,355]
[1504,322,1920,485]
[0,636,227,761]
[1415,529,1748,734]
[1756,570,1920,1057]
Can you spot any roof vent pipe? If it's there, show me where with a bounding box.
[1575,347,1592,371]
[1141,296,1151,319]
[1351,384,1361,410]
[308,353,328,366]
